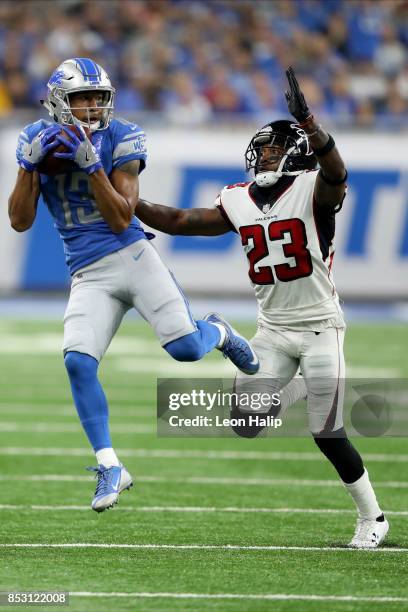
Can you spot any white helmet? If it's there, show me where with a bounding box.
[42,58,115,131]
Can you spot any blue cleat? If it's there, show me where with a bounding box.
[205,312,259,375]
[87,464,133,512]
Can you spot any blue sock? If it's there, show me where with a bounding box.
[64,351,111,451]
[164,320,221,361]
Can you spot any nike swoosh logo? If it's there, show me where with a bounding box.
[111,473,121,492]
[28,147,33,157]
[133,249,144,261]
[85,152,90,161]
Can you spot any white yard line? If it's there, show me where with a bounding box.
[0,331,401,378]
[112,358,235,375]
[1,543,407,553]
[69,592,408,603]
[0,404,153,418]
[0,447,408,462]
[0,422,154,434]
[0,474,406,489]
[0,335,161,356]
[345,366,401,377]
[0,332,398,375]
[0,504,406,516]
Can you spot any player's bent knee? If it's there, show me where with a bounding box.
[156,311,192,337]
[164,331,205,362]
[64,351,98,382]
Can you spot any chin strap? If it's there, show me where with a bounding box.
[72,116,101,132]
[255,140,307,187]
[255,170,281,187]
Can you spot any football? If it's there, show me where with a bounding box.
[37,125,91,176]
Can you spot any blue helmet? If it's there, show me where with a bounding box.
[43,58,115,131]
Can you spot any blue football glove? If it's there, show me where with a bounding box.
[55,126,103,175]
[18,125,61,172]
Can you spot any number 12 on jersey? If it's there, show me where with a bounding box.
[239,218,313,284]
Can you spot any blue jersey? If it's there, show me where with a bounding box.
[17,118,148,275]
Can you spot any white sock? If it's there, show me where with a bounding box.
[279,377,307,413]
[211,323,227,348]
[96,447,120,468]
[344,469,382,520]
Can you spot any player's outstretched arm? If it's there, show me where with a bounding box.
[8,167,40,232]
[136,198,231,236]
[285,67,347,209]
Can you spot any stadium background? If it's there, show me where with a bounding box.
[0,0,407,304]
[0,1,408,610]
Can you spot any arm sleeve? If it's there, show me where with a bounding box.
[112,122,147,173]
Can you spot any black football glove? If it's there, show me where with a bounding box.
[285,66,312,124]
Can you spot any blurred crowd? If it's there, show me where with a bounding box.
[1,0,408,127]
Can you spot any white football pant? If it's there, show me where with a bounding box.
[235,325,345,434]
[63,240,197,362]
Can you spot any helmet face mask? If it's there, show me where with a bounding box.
[43,58,115,131]
[245,120,317,187]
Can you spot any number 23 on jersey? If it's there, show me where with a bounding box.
[239,218,313,285]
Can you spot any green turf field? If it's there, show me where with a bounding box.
[0,319,407,611]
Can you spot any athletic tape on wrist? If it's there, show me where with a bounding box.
[298,115,314,128]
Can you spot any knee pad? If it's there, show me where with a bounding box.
[164,331,205,362]
[313,428,364,483]
[64,351,98,382]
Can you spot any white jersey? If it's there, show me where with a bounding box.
[215,170,345,330]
